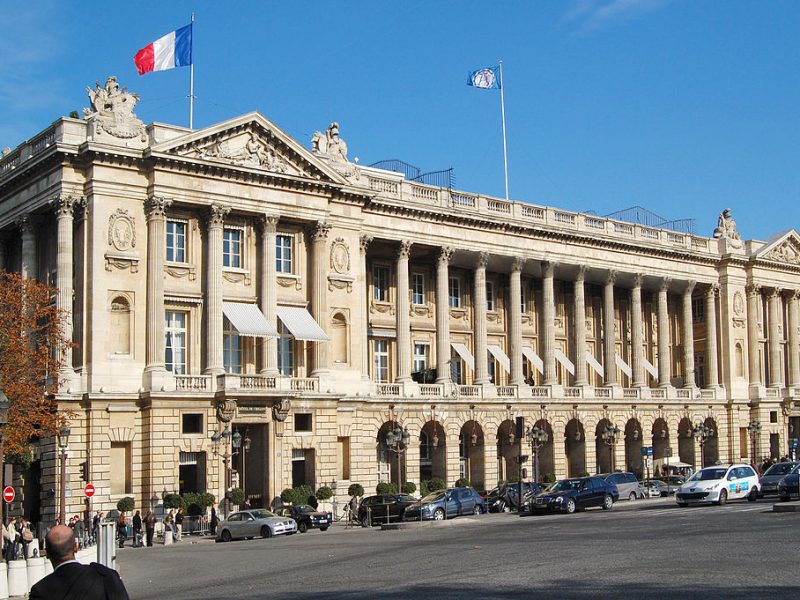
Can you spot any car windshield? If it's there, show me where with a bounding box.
[250,510,275,519]
[549,479,581,492]
[765,463,797,476]
[395,495,415,503]
[421,492,445,503]
[689,468,728,481]
[293,505,317,513]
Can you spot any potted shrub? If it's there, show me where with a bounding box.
[228,487,245,509]
[116,497,135,513]
[347,483,364,498]
[401,482,417,496]
[454,478,470,488]
[163,493,184,511]
[376,482,397,494]
[316,485,334,513]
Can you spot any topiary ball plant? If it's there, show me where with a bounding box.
[163,493,184,509]
[401,482,417,495]
[316,486,334,501]
[376,482,397,494]
[228,487,246,506]
[116,497,135,513]
[454,477,470,488]
[347,483,364,497]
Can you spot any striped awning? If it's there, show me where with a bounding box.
[555,349,575,375]
[451,343,475,370]
[222,301,278,338]
[276,306,330,342]
[487,345,511,373]
[522,347,544,374]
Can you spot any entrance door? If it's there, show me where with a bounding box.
[179,452,206,494]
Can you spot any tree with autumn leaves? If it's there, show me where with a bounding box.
[0,271,71,460]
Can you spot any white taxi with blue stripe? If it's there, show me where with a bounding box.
[675,464,760,506]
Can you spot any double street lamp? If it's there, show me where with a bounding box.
[232,429,251,506]
[58,424,71,525]
[601,424,620,472]
[211,425,232,517]
[526,425,548,484]
[747,420,762,467]
[693,423,714,469]
[384,425,411,492]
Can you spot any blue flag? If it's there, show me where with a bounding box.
[467,66,501,90]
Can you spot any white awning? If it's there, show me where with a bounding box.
[615,354,632,378]
[586,351,605,378]
[554,349,575,376]
[276,306,330,342]
[643,357,658,378]
[165,295,203,305]
[487,345,510,373]
[451,343,475,370]
[222,302,278,338]
[522,347,544,374]
[368,328,396,338]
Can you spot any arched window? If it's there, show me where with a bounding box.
[735,343,744,378]
[110,297,131,355]
[331,313,348,364]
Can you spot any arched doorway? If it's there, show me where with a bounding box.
[595,418,615,474]
[531,419,555,483]
[419,420,447,484]
[497,420,519,482]
[459,421,485,490]
[678,417,695,468]
[652,418,670,477]
[625,419,643,478]
[377,421,408,490]
[565,419,586,477]
[703,417,719,468]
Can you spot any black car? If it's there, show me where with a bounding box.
[530,476,619,514]
[487,482,543,512]
[778,472,800,501]
[358,494,416,526]
[286,505,332,533]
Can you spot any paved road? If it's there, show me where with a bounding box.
[117,497,800,599]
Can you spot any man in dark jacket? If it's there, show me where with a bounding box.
[131,511,142,548]
[29,525,130,600]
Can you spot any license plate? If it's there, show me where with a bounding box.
[318,520,327,524]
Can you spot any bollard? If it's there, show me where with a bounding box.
[43,559,53,576]
[98,522,117,570]
[7,560,27,598]
[26,557,45,590]
[164,529,173,545]
[0,561,8,599]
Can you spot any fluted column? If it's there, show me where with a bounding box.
[435,247,454,384]
[705,285,720,388]
[682,281,696,388]
[631,274,645,387]
[657,278,671,387]
[359,235,373,381]
[144,197,172,375]
[474,252,490,385]
[603,271,617,386]
[542,261,557,385]
[573,267,588,386]
[508,257,524,386]
[768,288,783,387]
[18,216,37,280]
[52,195,82,379]
[395,240,412,382]
[310,221,331,376]
[788,291,800,388]
[746,284,762,386]
[204,203,229,375]
[260,214,279,376]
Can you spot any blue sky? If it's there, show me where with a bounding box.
[1,0,798,241]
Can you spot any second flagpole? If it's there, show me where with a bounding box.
[189,12,195,130]
[499,60,509,202]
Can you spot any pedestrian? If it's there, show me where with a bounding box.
[73,515,85,548]
[163,511,174,542]
[29,524,131,600]
[308,493,318,510]
[132,510,142,548]
[116,513,127,548]
[143,510,156,547]
[175,508,184,542]
[5,517,19,561]
[92,510,102,543]
[209,503,219,536]
[20,520,34,558]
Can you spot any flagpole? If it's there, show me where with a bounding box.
[498,60,509,202]
[189,12,195,130]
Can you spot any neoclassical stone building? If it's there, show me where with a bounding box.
[1,76,800,521]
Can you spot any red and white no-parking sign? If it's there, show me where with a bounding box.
[3,486,14,503]
[84,483,95,498]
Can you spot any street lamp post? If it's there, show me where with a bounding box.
[525,425,548,484]
[385,425,411,494]
[693,423,714,469]
[58,424,71,525]
[210,426,233,518]
[0,389,8,527]
[231,430,243,506]
[747,420,762,468]
[601,424,620,472]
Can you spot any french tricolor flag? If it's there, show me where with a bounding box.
[134,24,192,75]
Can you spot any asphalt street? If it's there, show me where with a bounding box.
[117,497,800,599]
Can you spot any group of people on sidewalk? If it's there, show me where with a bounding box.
[2,517,35,560]
[113,504,223,547]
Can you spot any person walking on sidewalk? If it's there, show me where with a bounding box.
[143,511,156,547]
[132,511,142,548]
[116,513,127,548]
[175,507,184,542]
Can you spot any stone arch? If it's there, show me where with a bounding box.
[110,295,131,355]
[703,416,719,467]
[330,311,348,365]
[420,420,447,483]
[595,418,615,474]
[531,419,554,483]
[565,418,586,477]
[377,420,407,490]
[625,418,644,478]
[496,419,518,482]
[651,417,670,477]
[678,417,695,468]
[460,421,485,490]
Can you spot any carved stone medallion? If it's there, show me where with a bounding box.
[330,238,350,274]
[108,209,136,251]
[733,291,744,316]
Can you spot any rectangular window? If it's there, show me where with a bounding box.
[770,410,779,424]
[373,265,389,302]
[373,339,389,382]
[450,354,463,384]
[166,220,187,263]
[223,228,242,268]
[486,281,495,311]
[337,436,351,481]
[692,297,705,324]
[182,413,203,435]
[412,273,425,305]
[277,323,294,376]
[521,287,527,313]
[295,413,313,432]
[276,234,293,274]
[413,342,429,373]
[165,311,187,374]
[488,356,496,384]
[223,317,242,374]
[449,277,461,308]
[110,442,131,495]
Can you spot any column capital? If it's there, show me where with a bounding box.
[632,273,643,288]
[576,265,588,282]
[510,256,524,273]
[398,240,412,260]
[205,203,230,229]
[785,289,800,301]
[659,277,672,292]
[50,194,85,218]
[311,220,331,242]
[476,251,490,269]
[541,261,556,278]
[16,214,38,234]
[705,283,719,298]
[145,196,173,220]
[261,213,279,232]
[746,283,761,297]
[605,270,617,286]
[767,287,782,300]
[359,234,373,254]
[684,280,696,295]
[438,247,455,266]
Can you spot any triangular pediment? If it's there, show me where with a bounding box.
[150,112,348,184]
[752,230,800,266]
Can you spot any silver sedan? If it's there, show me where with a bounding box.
[215,509,297,542]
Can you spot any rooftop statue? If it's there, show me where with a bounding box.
[311,122,359,181]
[84,76,146,143]
[712,208,742,248]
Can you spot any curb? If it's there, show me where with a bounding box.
[773,503,800,513]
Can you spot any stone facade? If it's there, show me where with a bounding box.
[1,77,800,522]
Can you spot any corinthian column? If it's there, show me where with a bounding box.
[768,288,784,387]
[542,261,557,385]
[205,203,229,376]
[631,274,645,387]
[435,247,454,384]
[260,214,279,376]
[395,240,412,382]
[682,281,696,388]
[705,285,720,388]
[52,195,82,380]
[788,291,800,388]
[474,252,490,385]
[509,257,524,386]
[310,221,331,376]
[603,271,617,386]
[18,216,37,280]
[573,267,588,386]
[746,284,762,386]
[144,197,172,379]
[657,278,671,387]
[359,235,373,381]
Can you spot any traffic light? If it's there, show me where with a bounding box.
[80,461,89,481]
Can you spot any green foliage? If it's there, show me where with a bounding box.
[376,482,397,494]
[315,486,334,500]
[228,488,246,505]
[347,483,364,497]
[163,493,184,509]
[6,448,34,470]
[542,473,557,484]
[578,471,591,478]
[454,477,470,488]
[116,497,135,513]
[69,111,79,119]
[280,484,313,506]
[401,482,417,494]
[181,492,215,516]
[506,474,520,484]
[420,478,446,497]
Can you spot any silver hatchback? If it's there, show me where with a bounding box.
[600,472,646,500]
[215,509,297,542]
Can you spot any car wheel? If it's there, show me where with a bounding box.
[602,495,613,510]
[747,488,758,502]
[628,492,637,502]
[716,489,727,506]
[360,515,370,528]
[473,505,482,516]
[433,508,445,521]
[497,500,507,513]
[298,522,308,533]
[565,499,576,514]
[221,529,232,543]
[261,526,272,539]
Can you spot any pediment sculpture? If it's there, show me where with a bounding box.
[712,208,742,248]
[184,131,291,174]
[763,238,800,266]
[84,76,147,143]
[311,122,360,182]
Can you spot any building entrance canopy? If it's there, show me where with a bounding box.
[276,306,330,341]
[222,302,278,337]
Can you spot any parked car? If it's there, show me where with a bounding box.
[778,472,800,501]
[598,472,645,500]
[760,461,800,496]
[530,476,618,514]
[487,482,542,512]
[215,509,297,542]
[358,494,416,526]
[660,475,687,486]
[641,479,678,497]
[403,487,486,521]
[675,464,760,506]
[285,505,332,533]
